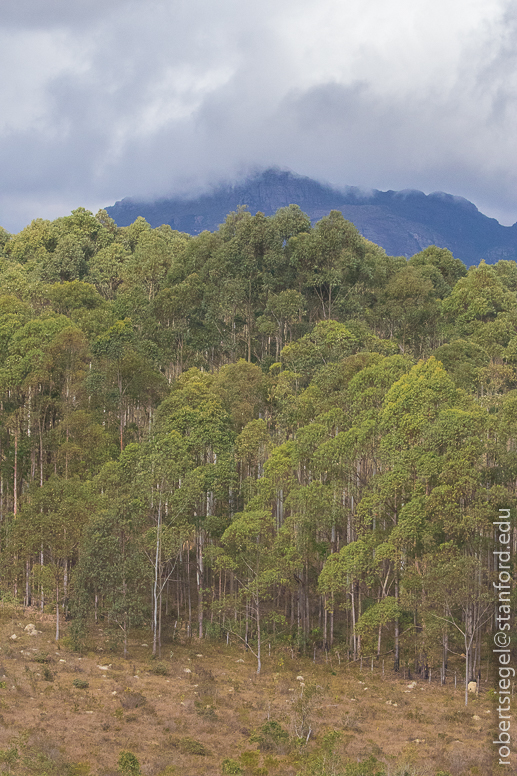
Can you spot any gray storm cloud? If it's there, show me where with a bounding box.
[1,0,516,231]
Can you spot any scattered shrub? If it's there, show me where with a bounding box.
[221,758,243,775]
[343,756,385,776]
[43,666,54,682]
[240,750,260,769]
[118,750,141,775]
[178,737,210,756]
[0,747,19,768]
[250,720,289,752]
[33,653,51,664]
[195,700,218,720]
[73,678,89,689]
[68,764,92,776]
[151,662,169,676]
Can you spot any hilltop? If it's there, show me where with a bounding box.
[106,168,517,265]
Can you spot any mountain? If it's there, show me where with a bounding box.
[105,168,517,266]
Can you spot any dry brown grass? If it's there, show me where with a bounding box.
[0,605,511,775]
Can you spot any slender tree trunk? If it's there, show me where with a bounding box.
[330,592,334,649]
[256,595,261,674]
[351,583,357,660]
[153,500,161,656]
[394,574,400,672]
[25,559,30,607]
[13,429,18,516]
[323,595,328,651]
[197,530,204,639]
[187,548,192,638]
[55,579,60,641]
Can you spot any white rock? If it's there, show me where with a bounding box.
[24,623,36,632]
[407,681,416,689]
[97,665,109,670]
[196,654,203,657]
[10,634,17,641]
[183,668,192,673]
[296,675,304,681]
[468,681,477,693]
[472,714,481,720]
[236,659,244,663]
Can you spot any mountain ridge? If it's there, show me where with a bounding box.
[105,168,517,265]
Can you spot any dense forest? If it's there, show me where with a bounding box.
[0,204,514,691]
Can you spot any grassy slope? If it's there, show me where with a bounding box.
[0,606,506,776]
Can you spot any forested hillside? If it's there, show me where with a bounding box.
[0,204,514,688]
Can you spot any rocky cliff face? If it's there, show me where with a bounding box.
[106,169,517,266]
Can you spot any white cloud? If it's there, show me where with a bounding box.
[0,0,516,230]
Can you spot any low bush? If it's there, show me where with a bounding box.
[151,662,169,676]
[42,666,54,682]
[178,737,210,756]
[250,720,290,752]
[118,750,141,775]
[221,758,243,774]
[32,653,51,664]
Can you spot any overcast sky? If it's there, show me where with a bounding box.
[1,0,517,232]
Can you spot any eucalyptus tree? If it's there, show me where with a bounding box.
[16,476,91,638]
[217,509,281,673]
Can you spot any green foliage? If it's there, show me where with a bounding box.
[250,720,290,752]
[295,730,343,775]
[0,203,508,713]
[117,750,141,775]
[343,758,385,776]
[222,758,244,774]
[240,750,260,769]
[72,678,89,689]
[0,746,19,768]
[32,654,51,663]
[150,661,169,676]
[178,737,210,756]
